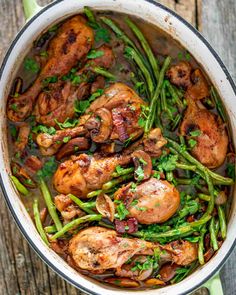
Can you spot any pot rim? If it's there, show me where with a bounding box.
[0,0,236,294]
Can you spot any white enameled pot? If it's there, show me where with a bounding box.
[0,0,235,294]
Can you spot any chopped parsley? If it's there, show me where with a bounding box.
[138,105,149,128]
[74,100,90,115]
[10,103,18,112]
[114,200,129,220]
[36,157,57,180]
[190,130,201,137]
[42,76,58,87]
[9,125,17,138]
[156,154,178,172]
[95,27,111,43]
[131,256,158,272]
[24,57,40,73]
[32,125,56,135]
[135,166,144,182]
[40,51,48,58]
[188,139,197,149]
[226,163,235,180]
[55,118,79,129]
[62,136,71,143]
[87,50,104,59]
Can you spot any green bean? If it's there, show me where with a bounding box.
[112,167,134,178]
[101,16,137,48]
[167,138,234,185]
[209,217,219,251]
[92,67,115,80]
[40,179,62,231]
[10,175,29,196]
[202,170,214,217]
[44,225,57,234]
[84,6,96,24]
[102,174,133,191]
[165,80,184,109]
[198,194,211,202]
[87,189,103,198]
[68,194,95,215]
[176,163,196,172]
[51,214,102,240]
[125,17,160,80]
[133,215,211,241]
[171,113,182,131]
[198,225,207,265]
[214,219,220,237]
[98,220,115,229]
[210,87,227,122]
[218,205,227,239]
[145,56,172,132]
[33,199,49,246]
[125,46,154,97]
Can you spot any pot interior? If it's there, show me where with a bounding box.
[0,0,235,294]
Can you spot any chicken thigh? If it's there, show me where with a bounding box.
[53,153,131,197]
[115,178,180,224]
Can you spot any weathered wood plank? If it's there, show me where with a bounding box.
[200,2,236,294]
[0,1,234,295]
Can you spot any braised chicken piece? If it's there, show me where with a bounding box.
[166,61,192,89]
[14,123,30,152]
[34,81,90,127]
[68,227,155,272]
[180,99,228,168]
[7,16,94,122]
[53,153,131,197]
[34,45,114,127]
[86,83,146,142]
[123,128,167,158]
[185,69,209,100]
[115,178,180,224]
[162,240,198,266]
[54,194,84,222]
[69,227,197,272]
[36,125,86,148]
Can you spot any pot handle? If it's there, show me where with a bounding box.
[22,0,43,20]
[202,273,224,295]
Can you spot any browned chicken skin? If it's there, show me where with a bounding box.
[69,227,198,273]
[87,83,146,142]
[7,15,94,122]
[34,45,114,127]
[181,99,228,168]
[36,83,145,151]
[115,178,180,224]
[53,153,131,197]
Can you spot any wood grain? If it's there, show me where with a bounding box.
[0,0,235,294]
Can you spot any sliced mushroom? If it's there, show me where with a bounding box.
[25,155,43,174]
[14,123,31,152]
[166,61,192,89]
[159,263,179,282]
[132,150,152,181]
[11,162,36,188]
[144,278,165,286]
[87,108,112,143]
[215,191,227,205]
[96,194,115,222]
[56,137,90,160]
[143,128,167,156]
[186,69,209,100]
[104,277,140,288]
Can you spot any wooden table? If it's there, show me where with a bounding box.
[0,1,235,294]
